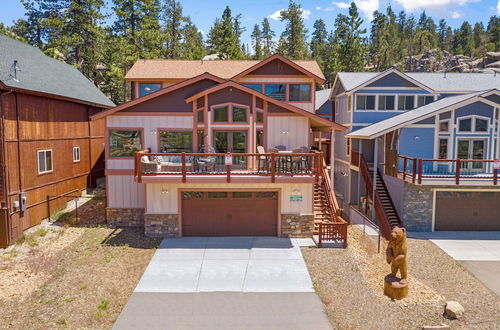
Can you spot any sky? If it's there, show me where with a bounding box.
[1,0,499,46]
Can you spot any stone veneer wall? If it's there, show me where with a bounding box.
[281,214,314,237]
[401,183,495,232]
[107,208,145,227]
[144,214,179,238]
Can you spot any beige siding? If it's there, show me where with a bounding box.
[107,175,144,208]
[289,102,314,112]
[146,183,313,215]
[237,77,313,83]
[107,159,134,170]
[267,116,309,150]
[107,115,193,153]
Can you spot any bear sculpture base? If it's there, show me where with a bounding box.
[384,275,408,300]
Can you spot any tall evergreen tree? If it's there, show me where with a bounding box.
[486,16,500,51]
[206,6,242,59]
[310,19,328,61]
[251,24,263,59]
[334,2,367,71]
[180,17,204,59]
[454,21,475,56]
[162,0,184,59]
[278,0,309,59]
[261,18,275,57]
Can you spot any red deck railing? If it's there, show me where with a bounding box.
[398,155,499,185]
[134,150,323,183]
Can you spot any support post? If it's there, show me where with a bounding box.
[330,129,334,191]
[181,152,186,183]
[412,158,417,184]
[271,152,276,183]
[455,158,460,185]
[494,168,498,186]
[403,157,407,181]
[417,158,423,184]
[47,195,50,221]
[226,152,231,183]
[371,139,379,222]
[357,140,362,206]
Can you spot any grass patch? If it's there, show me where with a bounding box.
[97,300,109,310]
[35,228,48,237]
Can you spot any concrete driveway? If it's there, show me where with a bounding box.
[113,237,332,330]
[409,231,500,297]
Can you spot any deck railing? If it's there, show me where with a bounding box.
[397,156,499,185]
[134,150,323,183]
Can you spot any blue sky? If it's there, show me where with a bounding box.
[1,0,499,46]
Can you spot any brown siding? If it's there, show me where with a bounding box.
[0,91,105,247]
[268,103,293,113]
[248,59,304,76]
[122,79,219,113]
[208,87,252,107]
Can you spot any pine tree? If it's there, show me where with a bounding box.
[310,19,328,61]
[180,17,204,59]
[486,16,500,51]
[334,2,367,71]
[454,21,475,56]
[261,18,275,57]
[162,0,184,59]
[278,0,309,59]
[251,24,263,59]
[206,6,242,59]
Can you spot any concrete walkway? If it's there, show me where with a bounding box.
[113,237,332,330]
[409,231,500,296]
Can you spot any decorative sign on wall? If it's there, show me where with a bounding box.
[224,154,233,165]
[290,189,303,202]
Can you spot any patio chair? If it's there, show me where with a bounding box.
[274,145,287,151]
[196,145,217,172]
[141,155,159,174]
[291,148,307,173]
[257,146,269,173]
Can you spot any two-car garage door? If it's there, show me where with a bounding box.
[435,191,500,231]
[181,191,278,236]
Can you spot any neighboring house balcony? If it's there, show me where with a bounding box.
[134,150,326,184]
[398,155,499,186]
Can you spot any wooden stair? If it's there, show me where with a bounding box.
[369,169,401,229]
[313,180,335,234]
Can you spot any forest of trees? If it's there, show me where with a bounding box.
[0,0,499,104]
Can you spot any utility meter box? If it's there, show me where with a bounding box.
[19,192,27,212]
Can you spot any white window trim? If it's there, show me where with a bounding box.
[73,146,80,163]
[38,149,53,174]
[377,94,397,111]
[396,94,417,111]
[354,94,376,111]
[457,115,490,133]
[439,119,450,133]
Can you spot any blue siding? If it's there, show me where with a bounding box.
[398,128,435,158]
[367,72,418,88]
[454,102,495,120]
[353,111,402,124]
[355,89,432,95]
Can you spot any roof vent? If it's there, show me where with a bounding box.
[9,60,20,82]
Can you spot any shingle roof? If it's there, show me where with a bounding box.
[336,70,500,93]
[0,34,114,108]
[347,90,491,139]
[315,88,331,110]
[125,59,325,80]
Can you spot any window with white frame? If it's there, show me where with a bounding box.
[439,120,450,132]
[397,95,415,111]
[38,150,53,174]
[355,95,375,110]
[378,95,395,110]
[73,146,80,162]
[417,95,434,107]
[438,138,449,159]
[458,116,489,132]
[346,137,351,157]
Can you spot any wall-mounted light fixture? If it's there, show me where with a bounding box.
[280,130,290,135]
[150,129,157,135]
[414,136,420,140]
[161,189,169,194]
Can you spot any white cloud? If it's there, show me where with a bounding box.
[198,29,204,35]
[324,7,336,11]
[394,0,479,12]
[497,0,500,15]
[333,2,350,9]
[450,10,463,18]
[316,6,322,10]
[334,0,380,20]
[268,8,311,20]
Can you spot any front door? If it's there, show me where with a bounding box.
[214,131,247,166]
[457,139,486,171]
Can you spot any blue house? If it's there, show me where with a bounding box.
[330,69,500,233]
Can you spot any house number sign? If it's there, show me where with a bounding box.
[290,189,303,202]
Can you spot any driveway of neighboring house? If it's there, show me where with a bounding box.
[409,231,500,297]
[113,237,332,330]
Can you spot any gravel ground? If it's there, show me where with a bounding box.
[302,226,500,330]
[0,193,162,329]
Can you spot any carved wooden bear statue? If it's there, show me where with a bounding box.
[386,226,408,284]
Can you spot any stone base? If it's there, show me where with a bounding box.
[107,208,144,227]
[384,275,408,300]
[281,214,314,238]
[145,214,179,238]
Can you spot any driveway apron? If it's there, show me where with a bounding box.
[113,237,332,330]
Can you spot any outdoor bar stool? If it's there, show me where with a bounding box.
[257,146,269,173]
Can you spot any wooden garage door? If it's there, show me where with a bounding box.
[435,191,500,231]
[181,191,278,236]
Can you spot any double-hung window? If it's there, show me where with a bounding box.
[73,146,80,162]
[458,117,489,132]
[439,139,449,159]
[355,95,375,110]
[38,150,53,174]
[213,104,248,123]
[397,95,415,111]
[378,95,395,110]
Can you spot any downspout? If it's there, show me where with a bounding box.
[0,90,13,245]
[87,107,93,188]
[15,93,23,196]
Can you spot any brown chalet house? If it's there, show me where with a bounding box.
[0,35,114,248]
[93,54,347,241]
